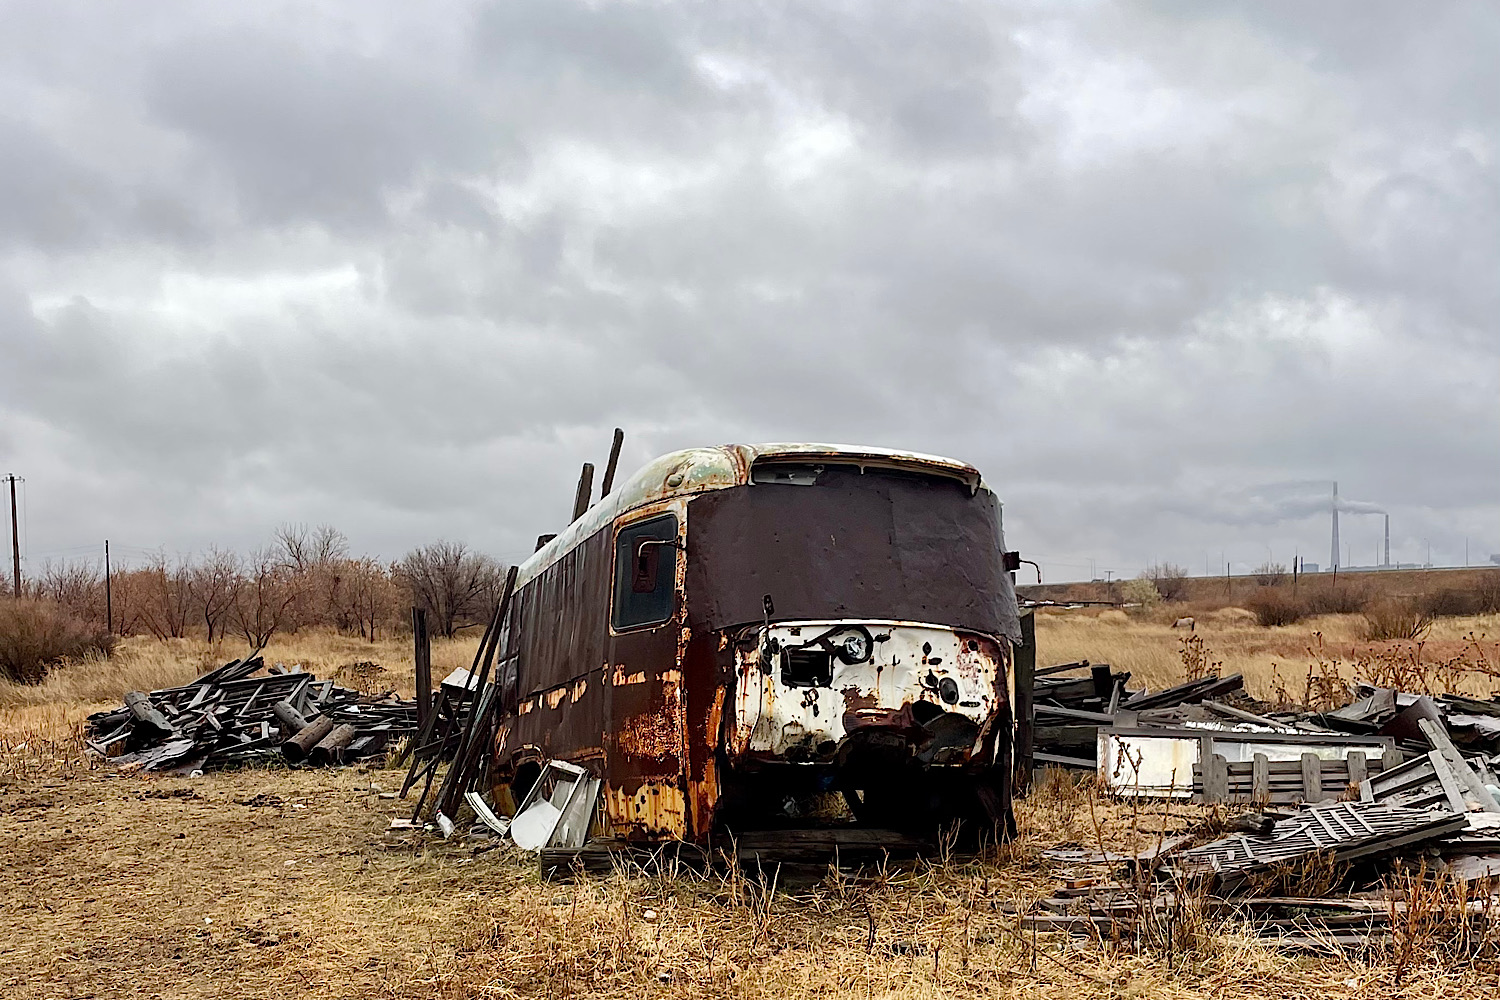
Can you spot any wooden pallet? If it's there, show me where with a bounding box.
[1194,749,1399,805]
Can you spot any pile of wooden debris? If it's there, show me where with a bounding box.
[85,655,421,774]
[1021,659,1500,951]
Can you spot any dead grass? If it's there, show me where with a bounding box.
[1035,608,1500,702]
[5,633,1500,996]
[2,753,1496,998]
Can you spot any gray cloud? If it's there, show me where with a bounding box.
[0,0,1495,581]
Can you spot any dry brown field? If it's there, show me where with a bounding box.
[3,625,1500,998]
[1034,606,1500,702]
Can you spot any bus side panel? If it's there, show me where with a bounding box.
[499,505,696,842]
[504,527,612,768]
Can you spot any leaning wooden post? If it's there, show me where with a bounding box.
[600,428,625,497]
[412,606,431,731]
[571,462,595,522]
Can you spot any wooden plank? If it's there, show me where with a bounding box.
[1035,751,1096,769]
[1426,749,1469,813]
[599,427,625,497]
[1418,717,1500,813]
[1348,751,1367,798]
[1204,701,1288,729]
[1034,704,1117,724]
[1301,753,1323,802]
[571,462,595,521]
[1252,753,1270,802]
[1204,753,1230,803]
[1107,678,1123,714]
[123,691,174,737]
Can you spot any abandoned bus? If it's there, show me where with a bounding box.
[490,443,1025,847]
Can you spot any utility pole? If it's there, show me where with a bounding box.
[5,474,20,599]
[105,540,113,634]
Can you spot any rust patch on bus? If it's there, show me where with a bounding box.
[604,780,687,839]
[618,709,680,759]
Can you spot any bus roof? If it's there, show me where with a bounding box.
[516,443,987,587]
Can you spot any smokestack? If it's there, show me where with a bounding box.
[1384,514,1390,568]
[1330,481,1340,571]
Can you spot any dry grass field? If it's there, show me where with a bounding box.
[1035,607,1500,704]
[3,623,1500,997]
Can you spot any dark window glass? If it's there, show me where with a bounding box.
[612,514,678,630]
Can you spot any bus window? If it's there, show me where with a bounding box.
[612,514,678,630]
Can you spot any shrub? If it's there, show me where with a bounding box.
[1142,562,1189,601]
[1253,561,1287,587]
[1247,589,1307,627]
[0,599,115,684]
[1478,572,1500,614]
[1305,584,1372,615]
[1120,577,1161,608]
[1362,596,1434,642]
[1415,587,1484,619]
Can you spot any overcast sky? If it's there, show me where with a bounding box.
[1,1,1496,582]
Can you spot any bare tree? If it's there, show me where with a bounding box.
[275,523,350,630]
[338,557,400,641]
[109,568,153,636]
[138,554,194,639]
[275,523,348,570]
[396,541,507,638]
[34,559,104,625]
[228,549,300,651]
[1142,562,1190,602]
[189,548,242,643]
[1253,561,1288,587]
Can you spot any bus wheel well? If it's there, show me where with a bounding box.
[511,758,542,804]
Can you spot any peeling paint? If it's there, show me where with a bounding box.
[612,665,646,686]
[733,621,1007,759]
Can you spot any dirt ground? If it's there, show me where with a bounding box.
[4,751,1498,1000]
[5,628,1500,998]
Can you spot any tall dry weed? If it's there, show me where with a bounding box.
[1383,861,1500,985]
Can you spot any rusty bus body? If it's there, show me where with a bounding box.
[490,443,1025,846]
